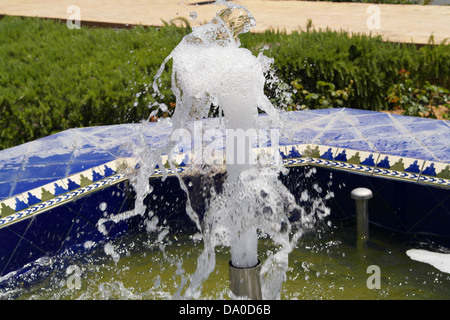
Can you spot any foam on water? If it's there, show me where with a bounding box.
[406,249,450,274]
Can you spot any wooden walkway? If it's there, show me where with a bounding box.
[0,0,449,44]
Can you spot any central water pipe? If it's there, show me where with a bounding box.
[229,259,262,299]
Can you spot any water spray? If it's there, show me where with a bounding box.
[149,1,306,299]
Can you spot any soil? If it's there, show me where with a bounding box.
[381,105,449,121]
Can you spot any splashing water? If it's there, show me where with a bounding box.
[116,1,328,299]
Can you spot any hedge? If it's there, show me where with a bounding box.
[0,16,449,150]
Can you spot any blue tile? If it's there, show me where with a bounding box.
[22,206,76,255]
[353,113,394,127]
[12,197,28,212]
[24,132,75,166]
[105,145,133,158]
[282,128,322,145]
[327,140,375,152]
[26,153,73,166]
[304,108,343,116]
[0,182,13,200]
[63,194,86,215]
[420,134,450,148]
[102,164,117,177]
[407,122,450,148]
[370,134,424,153]
[317,127,364,144]
[401,148,439,162]
[71,149,115,163]
[360,153,378,167]
[88,124,135,140]
[2,236,47,276]
[18,163,68,181]
[6,216,33,237]
[0,164,21,183]
[0,143,29,166]
[388,113,433,124]
[0,227,21,275]
[327,116,356,129]
[427,145,450,163]
[68,159,112,176]
[281,110,321,122]
[60,212,106,251]
[341,108,377,116]
[75,125,113,137]
[405,120,448,132]
[11,178,59,197]
[359,124,406,138]
[77,186,128,226]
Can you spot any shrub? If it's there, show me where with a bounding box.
[1,16,449,150]
[0,16,186,150]
[386,69,450,118]
[239,27,450,112]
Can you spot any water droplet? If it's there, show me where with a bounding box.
[99,202,107,211]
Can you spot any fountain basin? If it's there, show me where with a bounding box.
[0,108,448,277]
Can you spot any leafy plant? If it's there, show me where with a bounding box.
[386,69,450,118]
[0,16,189,150]
[290,79,354,110]
[240,27,450,112]
[1,16,449,151]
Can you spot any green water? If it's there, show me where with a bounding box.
[3,220,450,300]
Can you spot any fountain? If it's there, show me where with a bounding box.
[1,0,449,301]
[135,1,317,299]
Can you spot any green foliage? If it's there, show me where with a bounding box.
[0,16,188,150]
[290,79,354,110]
[1,16,449,151]
[386,69,450,118]
[239,26,450,113]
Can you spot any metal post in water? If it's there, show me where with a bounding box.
[229,260,262,300]
[351,187,373,241]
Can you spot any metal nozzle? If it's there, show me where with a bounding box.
[229,259,262,300]
[351,187,373,241]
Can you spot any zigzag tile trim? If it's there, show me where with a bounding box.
[0,143,448,229]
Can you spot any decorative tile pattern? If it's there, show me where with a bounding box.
[329,148,377,175]
[0,108,449,232]
[419,160,450,187]
[372,154,424,183]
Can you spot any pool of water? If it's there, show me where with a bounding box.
[1,219,450,300]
